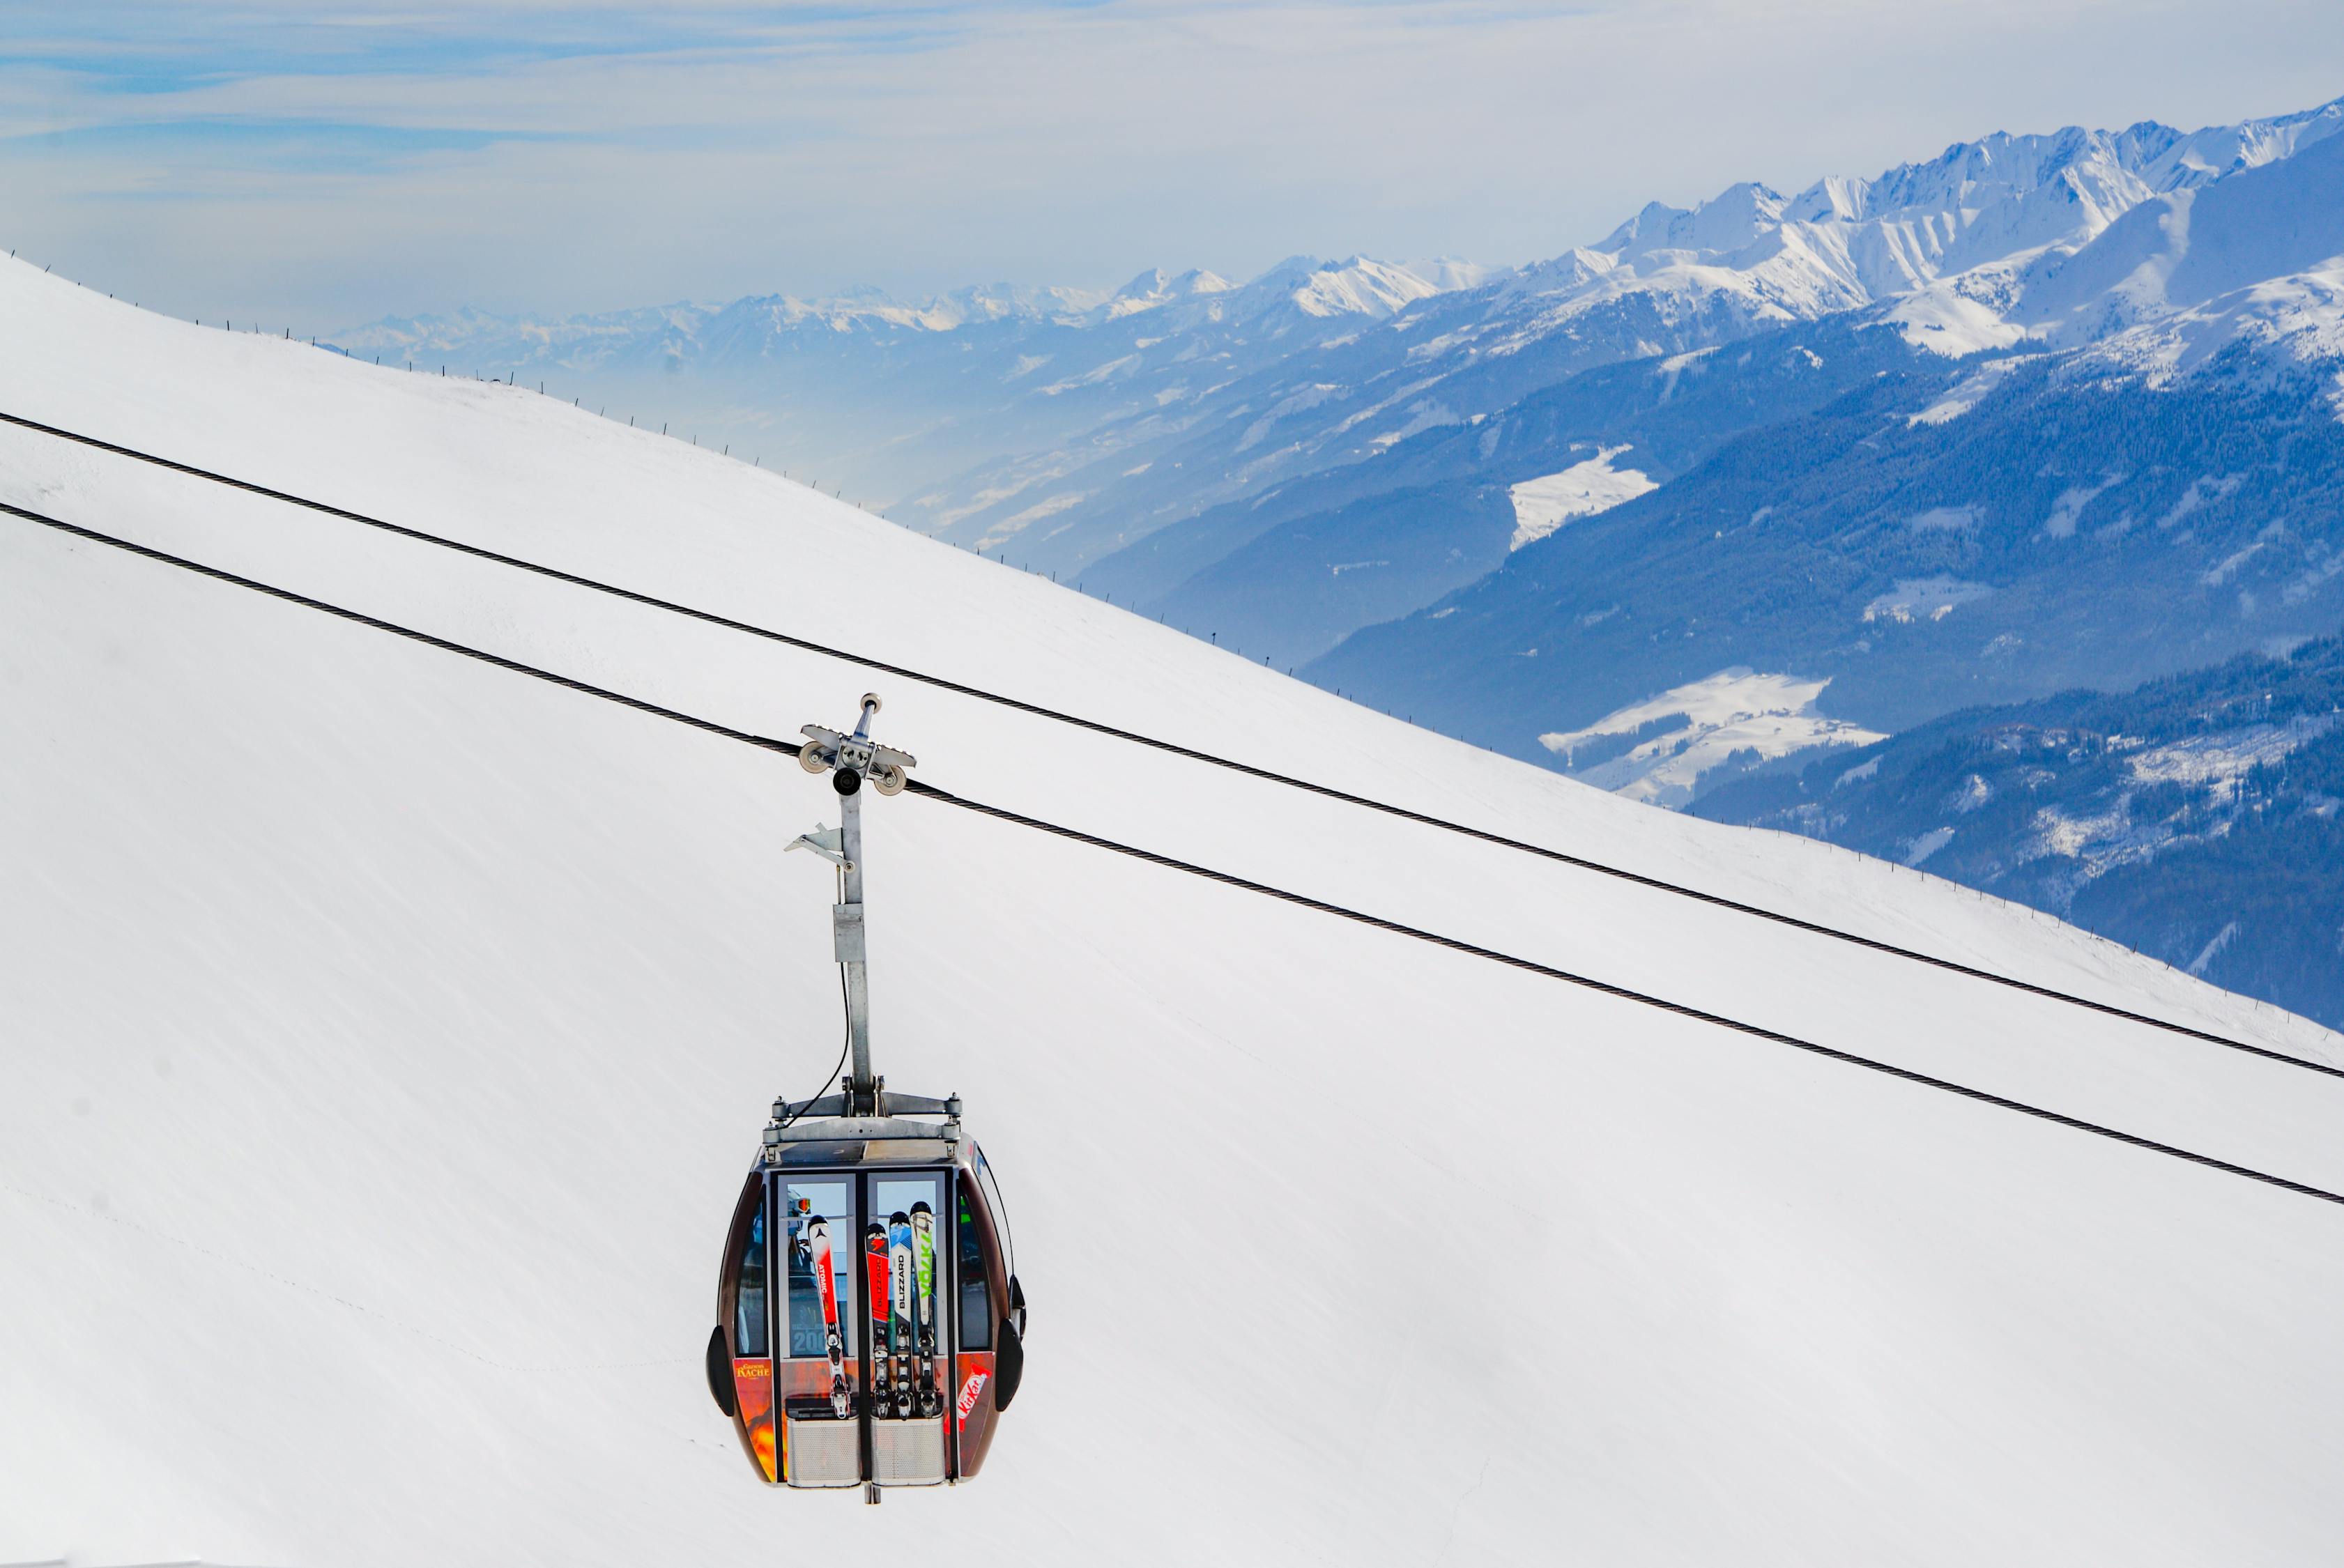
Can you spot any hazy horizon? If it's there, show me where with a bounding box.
[5,1,2342,332]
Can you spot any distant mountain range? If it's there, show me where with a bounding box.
[335,95,2344,1022]
[335,98,2344,750]
[332,254,1487,534]
[1313,105,2344,753]
[338,96,2344,689]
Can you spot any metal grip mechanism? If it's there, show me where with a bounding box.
[784,695,917,1116]
[798,692,917,797]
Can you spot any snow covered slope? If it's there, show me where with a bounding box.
[10,258,2344,1566]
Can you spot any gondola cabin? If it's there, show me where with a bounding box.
[708,695,1026,1498]
[706,1106,1025,1491]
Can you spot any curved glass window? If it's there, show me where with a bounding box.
[956,1179,993,1351]
[974,1150,1014,1279]
[734,1185,769,1357]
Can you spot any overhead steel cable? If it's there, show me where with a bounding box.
[901,777,2344,1210]
[0,500,796,758]
[8,498,2344,1213]
[2,406,2336,1086]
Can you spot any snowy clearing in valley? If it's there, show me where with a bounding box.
[1506,444,1658,549]
[1538,668,1888,807]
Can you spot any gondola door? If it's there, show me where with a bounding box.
[863,1167,951,1487]
[774,1173,862,1487]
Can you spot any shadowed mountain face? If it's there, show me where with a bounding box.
[1308,353,2344,757]
[1098,318,1933,670]
[1690,634,2344,1030]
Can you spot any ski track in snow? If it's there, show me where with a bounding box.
[7,261,2344,1567]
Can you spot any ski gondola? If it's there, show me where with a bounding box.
[705,697,1027,1500]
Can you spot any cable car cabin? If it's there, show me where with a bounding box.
[712,696,1025,1496]
[705,1105,1025,1493]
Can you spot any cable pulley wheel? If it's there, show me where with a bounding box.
[799,740,829,774]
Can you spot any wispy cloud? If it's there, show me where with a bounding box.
[2,0,2341,327]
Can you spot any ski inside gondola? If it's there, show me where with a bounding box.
[887,1210,917,1417]
[910,1202,942,1417]
[806,1215,852,1418]
[864,1222,893,1416]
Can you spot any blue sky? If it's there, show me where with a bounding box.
[4,1,2341,328]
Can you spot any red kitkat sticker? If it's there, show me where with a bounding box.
[956,1369,990,1419]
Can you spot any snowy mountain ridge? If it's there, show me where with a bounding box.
[326,96,2344,583]
[341,253,1460,360]
[1481,95,2344,366]
[343,96,2344,379]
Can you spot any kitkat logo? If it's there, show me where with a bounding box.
[956,1369,989,1418]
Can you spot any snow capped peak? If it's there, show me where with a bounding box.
[1395,256,1496,292]
[2136,95,2344,189]
[1246,252,1331,291]
[1117,266,1174,298]
[1151,254,1467,323]
[1547,95,2344,370]
[1794,122,2154,240]
[1599,183,1788,263]
[1103,266,1236,318]
[936,280,1110,323]
[1285,255,1447,317]
[1595,199,1688,255]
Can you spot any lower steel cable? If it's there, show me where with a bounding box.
[8,496,2341,1211]
[0,406,2330,1083]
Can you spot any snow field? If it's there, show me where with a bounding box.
[6,259,2344,1565]
[1505,445,1657,551]
[1536,669,1887,806]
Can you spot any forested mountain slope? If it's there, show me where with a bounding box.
[1694,633,2344,1028]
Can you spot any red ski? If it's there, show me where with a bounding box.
[806,1215,852,1418]
[863,1221,893,1416]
